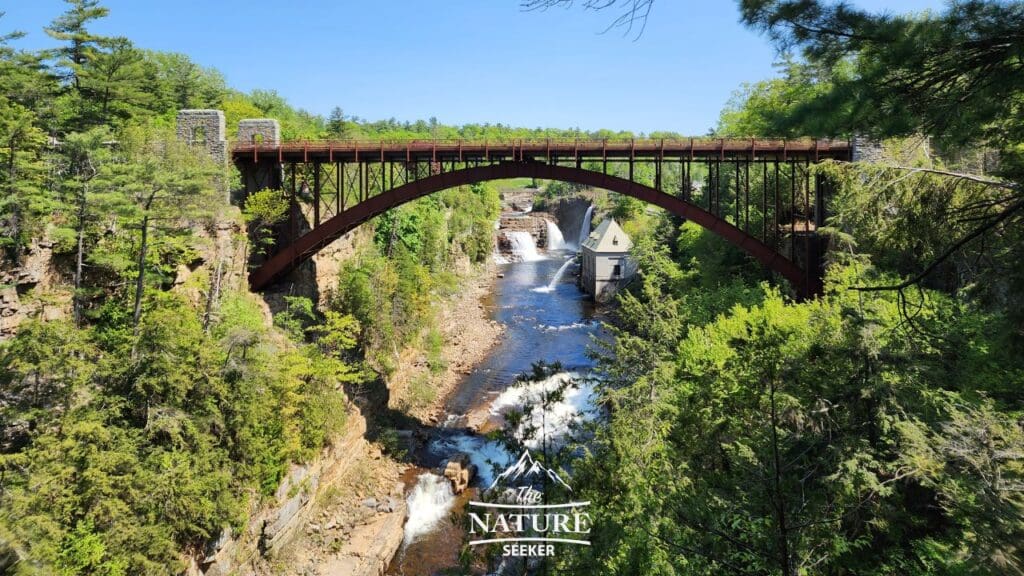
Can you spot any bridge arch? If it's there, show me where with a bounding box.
[248,161,813,296]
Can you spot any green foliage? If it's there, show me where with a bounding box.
[0,319,95,430]
[566,239,1024,574]
[608,193,644,223]
[537,180,588,208]
[144,50,226,112]
[405,374,437,411]
[273,295,316,341]
[221,93,264,137]
[332,245,429,376]
[556,119,1024,573]
[332,181,500,376]
[308,309,361,358]
[43,0,110,86]
[6,2,1019,575]
[377,427,408,460]
[242,188,288,228]
[242,188,288,253]
[0,97,49,260]
[716,58,846,138]
[738,1,1024,172]
[424,327,446,374]
[0,290,361,573]
[0,14,366,561]
[58,519,128,576]
[814,159,1024,327]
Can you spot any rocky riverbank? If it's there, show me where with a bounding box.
[387,262,505,423]
[253,263,504,576]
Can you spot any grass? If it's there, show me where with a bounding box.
[408,373,438,409]
[424,327,447,374]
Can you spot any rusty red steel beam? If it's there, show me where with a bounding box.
[232,138,851,163]
[248,163,810,296]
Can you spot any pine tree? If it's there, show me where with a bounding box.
[0,100,47,264]
[327,106,347,137]
[77,36,157,127]
[43,0,110,89]
[100,126,221,350]
[56,128,112,325]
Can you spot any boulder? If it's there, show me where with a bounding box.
[443,453,476,494]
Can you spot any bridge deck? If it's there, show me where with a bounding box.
[231,138,851,163]
[235,137,844,296]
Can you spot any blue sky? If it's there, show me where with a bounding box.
[4,1,946,134]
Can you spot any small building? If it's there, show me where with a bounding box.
[579,218,637,301]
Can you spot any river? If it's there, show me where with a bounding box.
[387,217,606,576]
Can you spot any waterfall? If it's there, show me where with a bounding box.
[533,257,574,293]
[488,371,599,450]
[576,204,594,249]
[403,473,455,546]
[507,231,542,262]
[546,220,567,251]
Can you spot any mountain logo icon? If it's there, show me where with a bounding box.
[488,449,573,492]
[469,449,592,555]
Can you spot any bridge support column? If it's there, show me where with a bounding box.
[235,118,284,198]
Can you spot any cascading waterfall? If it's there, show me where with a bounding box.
[403,473,456,546]
[576,204,594,249]
[488,371,599,450]
[545,220,567,251]
[533,257,574,293]
[391,242,606,574]
[507,231,542,262]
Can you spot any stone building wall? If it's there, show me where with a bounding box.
[851,135,886,163]
[237,119,280,145]
[176,109,227,165]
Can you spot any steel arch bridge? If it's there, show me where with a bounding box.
[232,138,851,297]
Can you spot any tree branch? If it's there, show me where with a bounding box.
[875,165,1020,192]
[851,197,1024,292]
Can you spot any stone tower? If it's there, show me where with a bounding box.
[237,119,281,145]
[851,136,885,163]
[176,109,227,165]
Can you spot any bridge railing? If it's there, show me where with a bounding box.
[230,137,852,155]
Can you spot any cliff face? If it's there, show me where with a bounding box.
[0,179,502,576]
[550,197,593,246]
[188,221,414,576]
[193,405,413,576]
[0,238,70,340]
[256,227,369,321]
[495,213,561,256]
[0,210,405,575]
[0,214,254,341]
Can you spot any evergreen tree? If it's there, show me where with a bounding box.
[43,0,111,90]
[738,1,1024,156]
[99,126,221,345]
[327,106,347,137]
[54,128,113,325]
[0,99,47,263]
[77,37,157,127]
